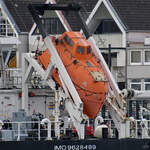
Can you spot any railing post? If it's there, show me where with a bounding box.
[55,90,60,139]
[38,121,41,141]
[135,120,138,138]
[47,122,52,140]
[17,122,21,141]
[41,118,52,140]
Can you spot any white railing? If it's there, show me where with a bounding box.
[0,119,75,141]
[0,119,150,141]
[2,68,48,89]
[0,121,55,141]
[103,119,118,138]
[133,120,150,139]
[4,68,22,88]
[103,119,150,139]
[0,19,16,37]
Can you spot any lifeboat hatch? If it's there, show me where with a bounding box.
[90,71,106,82]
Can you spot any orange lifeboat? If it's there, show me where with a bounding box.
[37,32,108,119]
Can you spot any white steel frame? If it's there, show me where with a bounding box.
[22,0,147,139]
[22,43,86,139]
[47,0,129,138]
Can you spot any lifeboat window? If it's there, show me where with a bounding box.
[87,46,91,54]
[86,61,92,66]
[77,46,84,54]
[64,35,73,47]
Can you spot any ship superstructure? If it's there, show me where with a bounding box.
[0,2,149,150]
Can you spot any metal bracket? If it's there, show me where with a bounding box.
[28,3,91,38]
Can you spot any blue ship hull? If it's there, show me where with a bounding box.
[0,139,150,150]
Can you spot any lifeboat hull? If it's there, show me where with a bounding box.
[37,33,108,119]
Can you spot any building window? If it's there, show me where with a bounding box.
[130,79,141,90]
[102,52,117,66]
[144,79,150,90]
[130,50,142,65]
[144,50,150,64]
[94,19,121,34]
[33,18,65,35]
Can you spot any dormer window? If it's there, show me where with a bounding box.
[77,46,84,54]
[94,19,121,34]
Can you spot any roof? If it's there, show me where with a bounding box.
[56,0,98,31]
[3,0,98,33]
[4,0,45,32]
[109,0,150,31]
[3,0,150,33]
